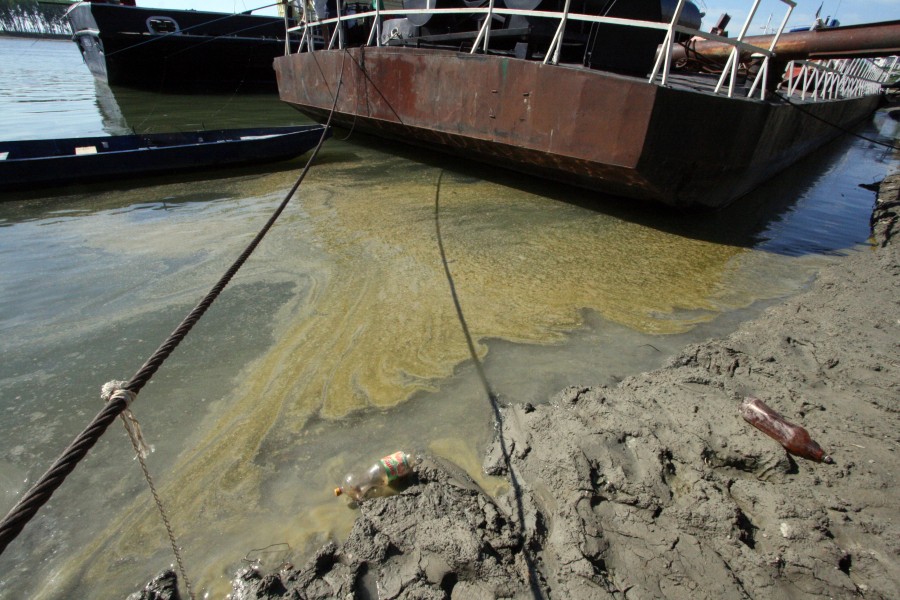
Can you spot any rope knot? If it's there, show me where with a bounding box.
[100,380,136,406]
[101,380,152,459]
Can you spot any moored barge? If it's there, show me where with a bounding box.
[273,0,899,209]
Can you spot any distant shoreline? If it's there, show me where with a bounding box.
[0,32,69,40]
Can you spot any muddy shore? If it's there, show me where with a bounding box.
[132,173,899,600]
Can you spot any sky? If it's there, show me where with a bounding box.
[139,0,900,32]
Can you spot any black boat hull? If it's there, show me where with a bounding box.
[0,125,327,192]
[66,2,295,92]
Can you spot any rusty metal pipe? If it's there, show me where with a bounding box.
[673,20,900,62]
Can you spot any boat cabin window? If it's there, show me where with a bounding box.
[146,17,180,35]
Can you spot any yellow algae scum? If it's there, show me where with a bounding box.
[48,152,791,598]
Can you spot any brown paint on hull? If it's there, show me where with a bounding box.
[275,47,880,208]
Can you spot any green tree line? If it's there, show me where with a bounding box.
[0,0,74,36]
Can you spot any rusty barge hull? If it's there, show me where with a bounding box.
[274,47,880,209]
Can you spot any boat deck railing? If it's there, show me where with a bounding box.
[285,0,894,102]
[784,56,899,100]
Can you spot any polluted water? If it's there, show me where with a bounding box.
[1,37,898,600]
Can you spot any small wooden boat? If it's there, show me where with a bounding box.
[0,125,328,193]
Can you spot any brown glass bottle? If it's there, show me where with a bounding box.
[741,397,834,463]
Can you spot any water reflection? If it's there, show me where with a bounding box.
[92,81,312,136]
[324,122,882,257]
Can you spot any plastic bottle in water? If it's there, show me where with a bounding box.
[740,396,834,463]
[334,451,413,501]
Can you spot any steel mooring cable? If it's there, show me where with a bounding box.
[0,60,346,596]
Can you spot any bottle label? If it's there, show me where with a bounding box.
[379,451,409,482]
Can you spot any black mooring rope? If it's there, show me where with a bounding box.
[0,60,346,557]
[433,172,543,599]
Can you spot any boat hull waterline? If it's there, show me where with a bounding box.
[274,47,880,209]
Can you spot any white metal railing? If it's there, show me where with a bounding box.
[784,56,898,101]
[711,0,795,99]
[284,0,890,103]
[287,5,678,52]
